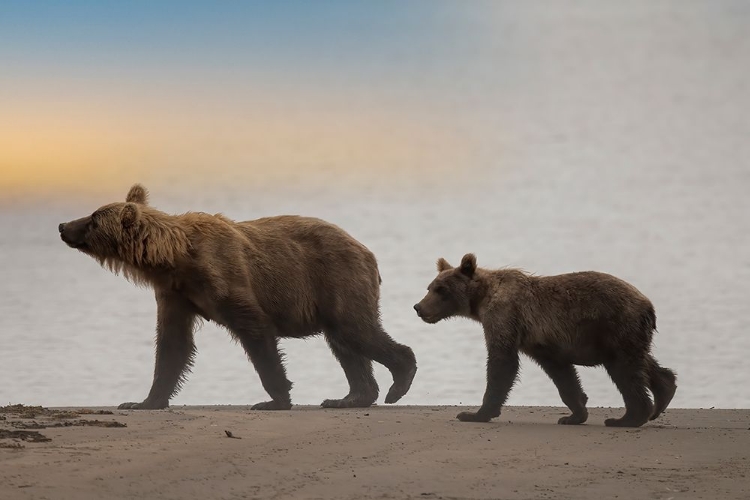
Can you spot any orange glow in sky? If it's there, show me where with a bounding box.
[0,2,496,202]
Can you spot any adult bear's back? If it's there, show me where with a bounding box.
[235,215,382,334]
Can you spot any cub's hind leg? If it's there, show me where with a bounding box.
[533,355,589,425]
[604,356,653,427]
[646,354,677,420]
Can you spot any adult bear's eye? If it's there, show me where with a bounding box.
[434,286,448,296]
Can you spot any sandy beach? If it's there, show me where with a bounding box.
[1,405,748,499]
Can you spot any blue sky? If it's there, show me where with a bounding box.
[1,1,494,81]
[0,1,503,197]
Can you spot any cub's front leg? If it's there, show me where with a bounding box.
[457,326,520,422]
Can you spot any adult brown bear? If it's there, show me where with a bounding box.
[59,184,416,410]
[414,253,676,427]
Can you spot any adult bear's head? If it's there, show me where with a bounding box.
[58,183,189,281]
[59,184,149,259]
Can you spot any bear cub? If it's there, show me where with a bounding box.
[59,184,416,411]
[414,253,676,427]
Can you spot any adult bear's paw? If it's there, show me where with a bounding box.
[321,394,376,408]
[384,365,418,404]
[251,400,292,411]
[118,400,168,410]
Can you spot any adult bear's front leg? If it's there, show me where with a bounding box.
[238,334,293,410]
[119,290,197,410]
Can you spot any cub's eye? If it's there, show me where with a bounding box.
[90,214,99,229]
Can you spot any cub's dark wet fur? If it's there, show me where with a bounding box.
[414,254,676,427]
[59,184,416,411]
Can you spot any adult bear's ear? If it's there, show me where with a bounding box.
[121,203,141,227]
[126,184,149,205]
[460,253,477,278]
[437,258,453,272]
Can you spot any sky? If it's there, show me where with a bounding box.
[2,1,750,407]
[0,1,502,200]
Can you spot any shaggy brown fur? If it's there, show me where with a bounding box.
[59,184,416,410]
[414,254,676,427]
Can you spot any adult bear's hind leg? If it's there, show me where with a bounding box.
[321,335,379,408]
[364,324,417,404]
[119,290,197,410]
[238,334,293,410]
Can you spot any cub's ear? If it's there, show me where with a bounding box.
[436,257,453,272]
[121,203,141,227]
[460,253,477,278]
[126,184,149,205]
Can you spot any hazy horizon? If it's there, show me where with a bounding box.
[2,1,749,409]
[1,1,507,201]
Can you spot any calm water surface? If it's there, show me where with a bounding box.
[1,2,749,408]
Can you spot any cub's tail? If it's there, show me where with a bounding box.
[645,303,657,332]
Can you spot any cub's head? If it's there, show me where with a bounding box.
[58,184,149,259]
[414,253,477,324]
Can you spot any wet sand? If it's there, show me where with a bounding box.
[1,405,748,499]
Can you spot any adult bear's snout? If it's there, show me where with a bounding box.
[58,219,87,249]
[413,304,422,317]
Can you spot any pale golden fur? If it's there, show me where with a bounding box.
[59,184,417,411]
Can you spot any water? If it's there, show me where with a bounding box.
[1,2,749,408]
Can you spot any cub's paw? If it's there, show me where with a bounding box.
[251,400,292,411]
[604,416,647,428]
[557,414,587,425]
[117,400,168,410]
[456,411,493,423]
[558,410,588,425]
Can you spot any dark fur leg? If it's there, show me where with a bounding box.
[363,325,417,404]
[329,321,417,405]
[238,334,293,410]
[321,336,379,408]
[534,357,589,425]
[604,357,653,427]
[119,290,197,410]
[646,355,677,420]
[457,345,519,423]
